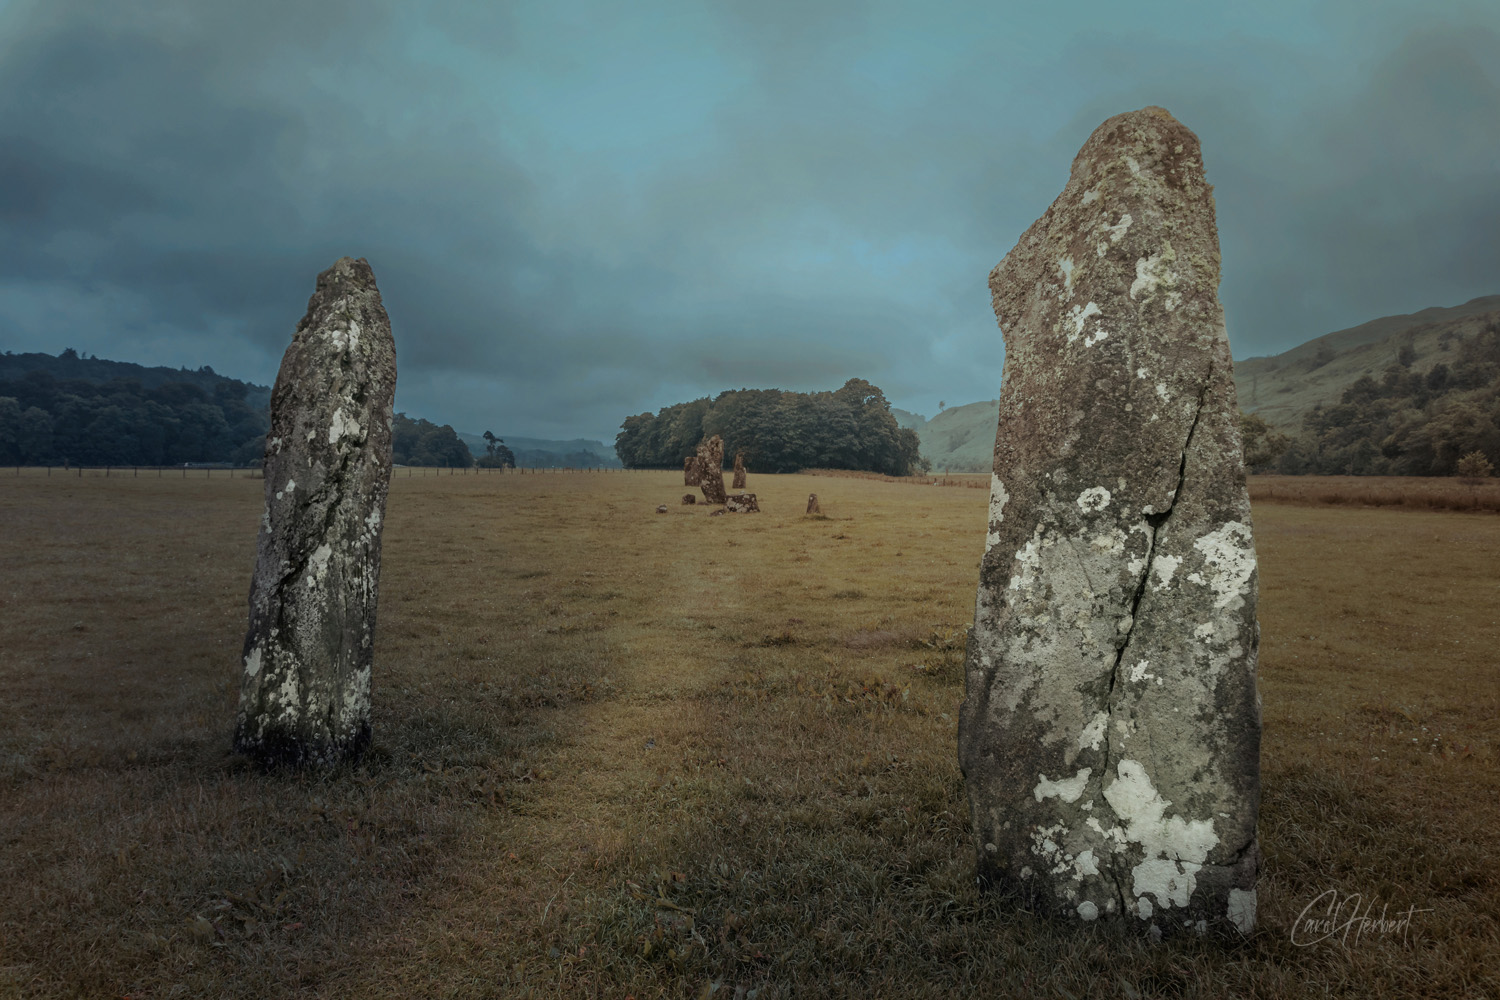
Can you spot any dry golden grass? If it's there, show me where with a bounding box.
[1249,474,1500,513]
[0,469,1497,999]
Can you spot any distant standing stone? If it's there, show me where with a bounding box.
[656,504,669,513]
[806,493,821,514]
[726,492,759,513]
[732,451,747,489]
[235,257,396,768]
[698,435,727,505]
[682,494,697,505]
[958,107,1261,937]
[684,456,702,487]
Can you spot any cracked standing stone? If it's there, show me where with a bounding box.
[957,107,1260,937]
[234,257,397,768]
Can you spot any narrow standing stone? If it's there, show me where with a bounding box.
[684,456,702,487]
[698,435,727,505]
[234,257,397,768]
[806,493,821,514]
[958,107,1260,938]
[732,451,747,489]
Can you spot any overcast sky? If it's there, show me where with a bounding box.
[1,0,1496,443]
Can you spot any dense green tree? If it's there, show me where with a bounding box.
[392,413,472,467]
[616,378,928,476]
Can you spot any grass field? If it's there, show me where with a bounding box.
[0,470,1496,999]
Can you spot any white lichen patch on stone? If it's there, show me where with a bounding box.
[985,475,1010,552]
[1129,244,1180,310]
[1077,900,1099,921]
[1129,659,1154,683]
[1084,327,1110,348]
[1066,301,1102,342]
[1193,622,1214,640]
[1190,521,1256,610]
[1073,849,1099,878]
[1227,888,1257,934]
[1155,382,1172,403]
[328,408,362,446]
[1102,760,1220,909]
[305,543,334,588]
[1137,897,1154,919]
[1150,554,1181,591]
[1081,187,1101,204]
[1034,767,1092,803]
[1089,527,1127,555]
[1076,486,1111,512]
[244,646,263,678]
[1079,711,1108,750]
[1007,525,1048,592]
[1101,213,1132,244]
[1058,257,1076,296]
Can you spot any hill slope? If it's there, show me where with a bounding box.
[1234,295,1500,431]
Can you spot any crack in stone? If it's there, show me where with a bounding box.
[1096,364,1213,906]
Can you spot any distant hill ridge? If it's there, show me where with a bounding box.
[456,431,621,468]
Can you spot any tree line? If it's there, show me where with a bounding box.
[1257,319,1500,476]
[0,366,269,467]
[615,378,928,476]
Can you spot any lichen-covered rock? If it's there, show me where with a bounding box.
[234,257,396,768]
[698,435,727,505]
[806,493,820,514]
[957,107,1260,938]
[656,504,669,513]
[682,494,697,505]
[726,492,759,513]
[684,456,702,487]
[732,452,747,489]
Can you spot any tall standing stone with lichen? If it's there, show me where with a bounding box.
[698,435,727,505]
[957,107,1260,938]
[234,257,396,768]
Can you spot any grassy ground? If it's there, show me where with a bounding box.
[0,469,1496,999]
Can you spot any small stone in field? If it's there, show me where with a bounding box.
[806,493,821,514]
[726,492,759,513]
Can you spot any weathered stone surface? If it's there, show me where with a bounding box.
[957,107,1260,938]
[682,494,697,504]
[235,257,396,768]
[732,451,747,489]
[726,492,759,513]
[698,435,727,505]
[684,456,702,487]
[806,493,821,514]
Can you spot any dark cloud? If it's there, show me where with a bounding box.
[0,2,1495,444]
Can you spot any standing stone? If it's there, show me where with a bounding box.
[806,493,820,514]
[234,257,397,768]
[682,493,697,505]
[698,435,727,505]
[684,456,702,487]
[732,452,747,489]
[957,107,1260,938]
